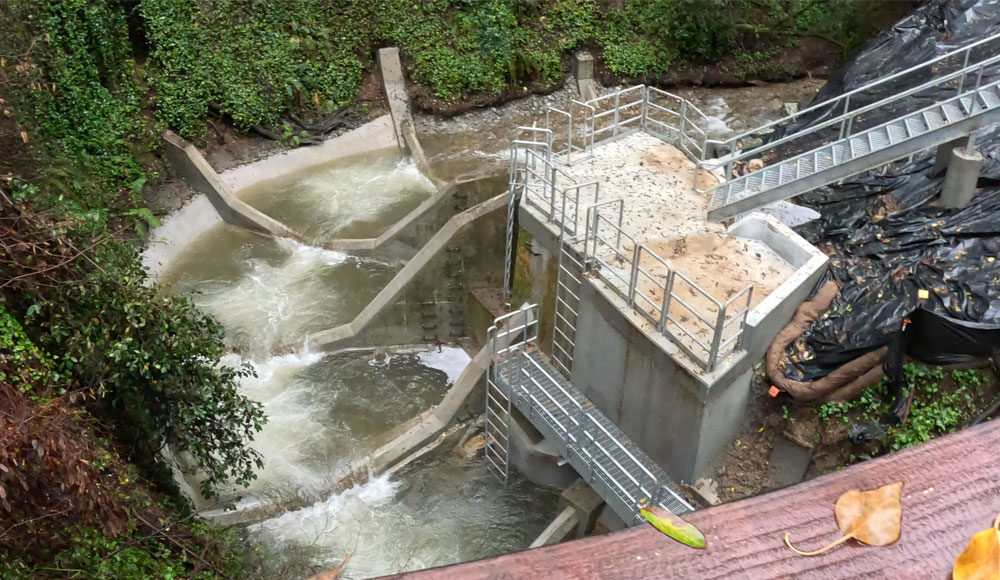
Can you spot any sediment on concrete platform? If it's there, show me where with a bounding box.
[305,193,506,352]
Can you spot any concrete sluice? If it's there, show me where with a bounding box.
[151,146,558,578]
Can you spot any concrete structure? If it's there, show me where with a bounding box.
[572,51,598,102]
[940,144,983,208]
[504,86,826,485]
[161,131,303,240]
[219,115,398,192]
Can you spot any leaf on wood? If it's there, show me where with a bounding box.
[785,481,903,556]
[953,513,1000,580]
[640,506,706,549]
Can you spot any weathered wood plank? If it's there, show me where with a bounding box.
[385,420,1000,579]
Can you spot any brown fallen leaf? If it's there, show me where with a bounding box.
[784,481,903,556]
[953,513,1000,580]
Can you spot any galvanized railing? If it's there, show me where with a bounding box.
[584,201,753,372]
[697,29,1000,194]
[505,84,754,371]
[487,304,693,521]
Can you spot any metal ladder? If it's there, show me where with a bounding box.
[483,361,513,484]
[551,235,585,378]
[703,31,1000,222]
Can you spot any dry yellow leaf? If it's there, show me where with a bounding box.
[953,514,1000,580]
[785,481,903,556]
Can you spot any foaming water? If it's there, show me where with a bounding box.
[700,96,733,138]
[161,225,398,358]
[208,347,459,503]
[239,154,435,244]
[249,456,559,579]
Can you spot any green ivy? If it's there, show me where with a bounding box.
[815,363,989,453]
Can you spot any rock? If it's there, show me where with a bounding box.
[737,136,764,150]
[692,477,721,506]
[453,432,485,460]
[746,158,765,173]
[782,102,799,116]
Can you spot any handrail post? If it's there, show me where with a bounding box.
[659,272,674,331]
[627,247,642,307]
[616,200,624,249]
[838,95,851,139]
[641,87,649,131]
[612,91,620,138]
[678,99,687,143]
[707,303,727,373]
[958,47,971,95]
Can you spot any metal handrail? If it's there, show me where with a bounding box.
[702,51,1000,180]
[709,30,1000,160]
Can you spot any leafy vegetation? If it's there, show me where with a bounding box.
[815,363,994,453]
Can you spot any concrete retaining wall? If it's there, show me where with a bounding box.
[219,115,399,193]
[730,213,828,361]
[162,131,303,240]
[306,194,507,351]
[516,205,827,483]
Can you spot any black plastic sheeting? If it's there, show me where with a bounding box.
[772,0,1000,384]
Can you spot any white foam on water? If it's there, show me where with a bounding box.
[219,349,339,498]
[197,239,350,357]
[417,346,472,385]
[701,96,733,138]
[295,156,435,241]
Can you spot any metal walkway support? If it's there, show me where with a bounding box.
[486,305,693,525]
[702,31,1000,221]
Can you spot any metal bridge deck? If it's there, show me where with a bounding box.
[707,70,1000,221]
[494,349,692,524]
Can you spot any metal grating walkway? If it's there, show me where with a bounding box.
[494,348,692,524]
[704,28,1000,222]
[708,81,1000,221]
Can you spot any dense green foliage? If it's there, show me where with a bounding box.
[136,0,895,137]
[140,0,363,137]
[816,364,993,452]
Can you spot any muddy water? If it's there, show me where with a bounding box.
[156,79,826,578]
[237,153,436,244]
[417,78,825,178]
[250,457,558,579]
[159,149,558,578]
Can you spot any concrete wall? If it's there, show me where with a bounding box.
[219,115,399,193]
[729,213,828,361]
[161,131,303,240]
[515,206,826,483]
[569,279,747,481]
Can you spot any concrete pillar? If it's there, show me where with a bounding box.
[572,51,598,102]
[557,479,605,538]
[931,136,969,176]
[572,51,594,82]
[940,146,983,208]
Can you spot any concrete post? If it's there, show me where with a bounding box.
[572,51,598,102]
[557,479,605,538]
[931,136,970,176]
[940,145,983,208]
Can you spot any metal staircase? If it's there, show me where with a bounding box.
[486,305,693,525]
[703,32,1000,222]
